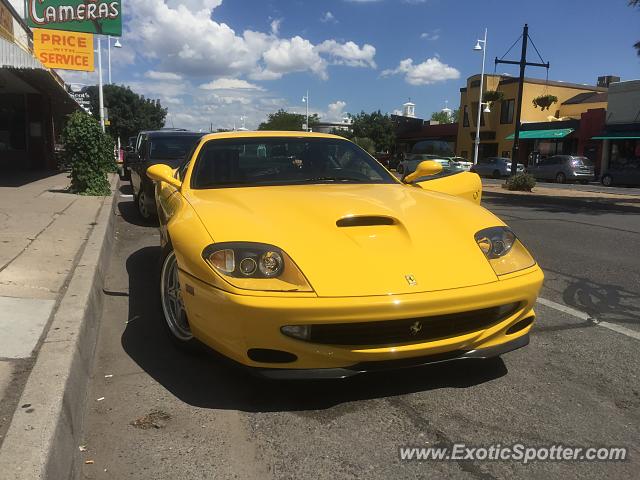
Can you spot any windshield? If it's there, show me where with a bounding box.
[410,140,455,157]
[149,136,201,161]
[191,137,396,189]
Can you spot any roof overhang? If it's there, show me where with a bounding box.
[1,36,80,116]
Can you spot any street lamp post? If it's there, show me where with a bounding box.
[107,36,122,84]
[472,28,487,165]
[302,90,309,132]
[97,36,105,132]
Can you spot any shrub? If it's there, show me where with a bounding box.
[61,112,116,195]
[506,173,536,191]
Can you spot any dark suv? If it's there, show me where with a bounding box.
[126,130,204,219]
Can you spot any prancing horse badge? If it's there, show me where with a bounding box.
[405,274,417,286]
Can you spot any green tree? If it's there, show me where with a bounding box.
[349,111,395,152]
[61,112,115,196]
[87,85,168,140]
[258,109,320,131]
[430,109,459,124]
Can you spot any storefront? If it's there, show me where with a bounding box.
[0,0,80,171]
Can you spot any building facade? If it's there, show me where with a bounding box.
[594,80,640,175]
[456,74,607,163]
[0,0,79,171]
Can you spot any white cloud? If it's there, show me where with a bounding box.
[199,78,265,91]
[382,57,460,85]
[321,11,337,23]
[316,40,376,68]
[259,36,328,80]
[125,0,376,80]
[270,18,282,35]
[326,101,347,122]
[420,29,440,41]
[145,70,183,81]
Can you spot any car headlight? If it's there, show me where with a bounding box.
[202,242,313,292]
[475,227,536,276]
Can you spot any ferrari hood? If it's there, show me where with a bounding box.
[186,184,500,297]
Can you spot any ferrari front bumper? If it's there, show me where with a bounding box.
[255,333,530,379]
[179,266,543,375]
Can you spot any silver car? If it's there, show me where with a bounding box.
[471,157,525,178]
[527,155,595,184]
[397,154,451,176]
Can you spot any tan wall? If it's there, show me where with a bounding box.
[559,102,608,119]
[456,74,607,160]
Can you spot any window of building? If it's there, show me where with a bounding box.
[0,94,27,152]
[471,102,485,127]
[500,99,515,124]
[463,105,469,127]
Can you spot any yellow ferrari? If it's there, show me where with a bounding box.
[147,131,543,379]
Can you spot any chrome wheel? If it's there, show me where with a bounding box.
[555,172,566,184]
[160,251,192,341]
[602,175,613,187]
[137,190,151,219]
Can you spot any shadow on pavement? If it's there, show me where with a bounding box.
[0,170,63,187]
[117,200,158,227]
[483,191,640,216]
[122,246,508,413]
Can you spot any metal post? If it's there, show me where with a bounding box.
[473,28,487,165]
[97,36,105,132]
[107,35,112,84]
[305,90,309,132]
[510,24,528,176]
[495,24,549,177]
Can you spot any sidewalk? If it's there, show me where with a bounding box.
[482,181,640,210]
[0,172,106,445]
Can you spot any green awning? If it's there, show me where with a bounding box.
[505,128,574,140]
[591,132,640,140]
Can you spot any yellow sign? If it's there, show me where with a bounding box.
[33,28,94,72]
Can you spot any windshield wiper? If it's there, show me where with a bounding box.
[299,176,366,183]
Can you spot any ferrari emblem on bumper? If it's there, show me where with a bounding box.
[405,274,417,286]
[409,321,423,336]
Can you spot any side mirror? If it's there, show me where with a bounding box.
[403,160,443,183]
[146,163,182,189]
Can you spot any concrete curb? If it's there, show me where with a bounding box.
[0,176,118,479]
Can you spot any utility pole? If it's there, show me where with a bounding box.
[495,24,549,176]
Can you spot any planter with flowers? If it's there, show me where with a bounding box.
[532,94,558,111]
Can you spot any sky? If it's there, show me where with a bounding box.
[60,0,640,131]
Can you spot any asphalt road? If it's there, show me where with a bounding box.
[79,186,640,479]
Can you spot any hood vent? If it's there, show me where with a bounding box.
[336,216,396,227]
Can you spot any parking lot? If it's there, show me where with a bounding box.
[77,185,640,479]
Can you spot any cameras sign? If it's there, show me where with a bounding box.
[33,28,94,71]
[27,1,122,37]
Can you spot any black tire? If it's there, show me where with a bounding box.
[136,189,153,220]
[492,169,501,179]
[555,172,566,184]
[601,174,613,187]
[159,246,200,352]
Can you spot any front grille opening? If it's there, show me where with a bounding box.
[247,348,298,364]
[304,302,521,347]
[506,316,534,335]
[336,216,396,227]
